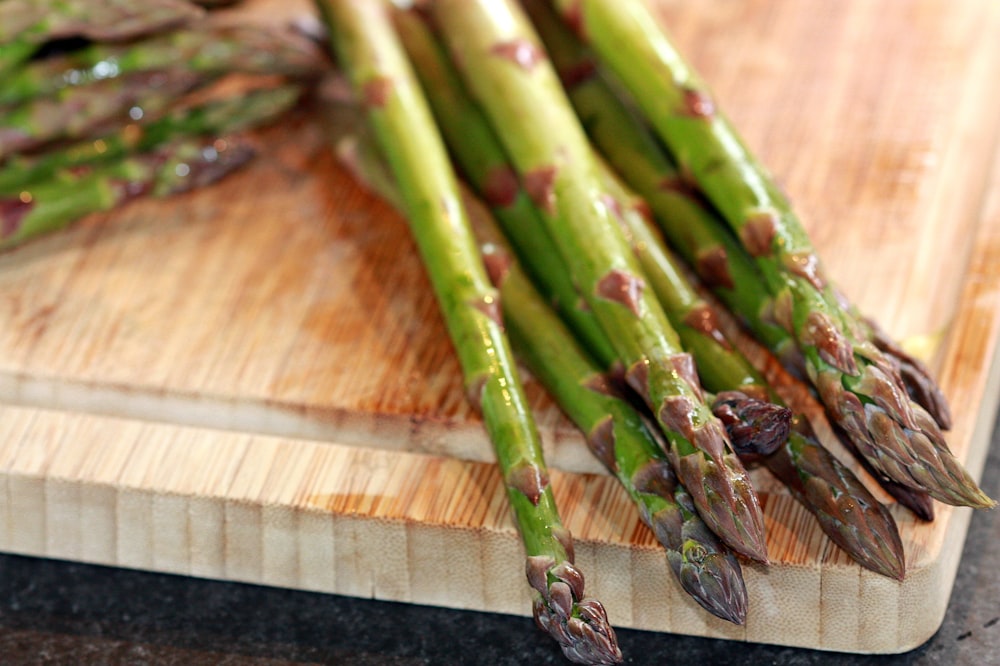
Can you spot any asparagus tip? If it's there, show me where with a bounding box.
[666,535,748,624]
[711,391,792,460]
[678,450,770,563]
[528,558,622,664]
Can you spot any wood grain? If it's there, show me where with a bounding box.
[1,0,999,654]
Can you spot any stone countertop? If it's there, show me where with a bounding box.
[1,413,997,666]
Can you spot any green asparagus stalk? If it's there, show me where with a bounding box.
[1,135,254,250]
[392,7,617,374]
[339,131,749,623]
[315,2,620,662]
[0,0,204,75]
[0,24,324,107]
[546,0,857,371]
[0,84,302,193]
[1,69,202,160]
[430,0,768,562]
[533,0,992,510]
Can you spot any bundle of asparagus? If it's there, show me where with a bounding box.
[0,0,325,250]
[311,0,992,662]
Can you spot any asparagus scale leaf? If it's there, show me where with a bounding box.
[315,1,620,662]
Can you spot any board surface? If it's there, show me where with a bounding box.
[2,0,1000,654]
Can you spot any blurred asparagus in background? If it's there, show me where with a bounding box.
[0,0,324,251]
[1,136,255,250]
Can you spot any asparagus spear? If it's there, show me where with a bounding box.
[430,0,768,562]
[0,69,202,160]
[392,7,618,374]
[0,24,324,107]
[546,0,858,370]
[0,84,302,193]
[1,135,254,250]
[315,2,620,662]
[533,0,992,510]
[0,0,203,75]
[340,131,749,623]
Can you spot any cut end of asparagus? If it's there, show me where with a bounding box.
[527,557,623,664]
[675,445,769,563]
[711,391,792,460]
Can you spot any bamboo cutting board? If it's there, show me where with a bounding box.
[2,0,1000,654]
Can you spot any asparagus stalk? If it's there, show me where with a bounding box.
[397,7,791,459]
[392,7,617,373]
[0,69,203,160]
[0,84,302,193]
[533,0,992,510]
[315,2,620,662]
[546,0,858,372]
[0,0,204,75]
[1,136,254,250]
[431,0,768,562]
[0,0,202,44]
[0,24,324,107]
[339,132,749,623]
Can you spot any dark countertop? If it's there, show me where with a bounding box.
[1,411,998,666]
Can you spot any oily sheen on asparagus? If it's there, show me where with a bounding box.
[314,1,621,663]
[430,0,769,563]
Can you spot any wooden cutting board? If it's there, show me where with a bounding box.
[2,0,999,654]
